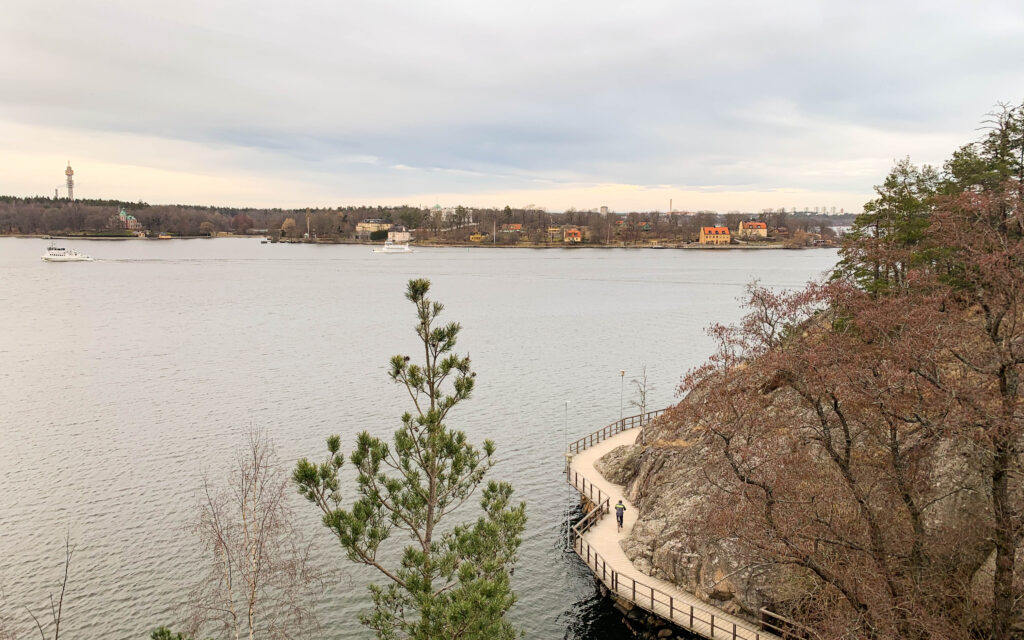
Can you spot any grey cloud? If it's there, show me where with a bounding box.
[3,0,1023,204]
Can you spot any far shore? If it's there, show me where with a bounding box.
[5,234,837,250]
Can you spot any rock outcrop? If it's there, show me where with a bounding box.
[599,425,782,618]
[593,442,643,486]
[597,380,1002,627]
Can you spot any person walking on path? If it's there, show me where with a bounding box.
[614,500,626,532]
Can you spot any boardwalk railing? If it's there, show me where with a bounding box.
[568,408,666,455]
[566,409,784,640]
[572,534,770,640]
[568,468,611,510]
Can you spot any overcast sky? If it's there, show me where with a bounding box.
[2,0,1022,212]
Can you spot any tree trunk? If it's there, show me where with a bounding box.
[990,437,1017,640]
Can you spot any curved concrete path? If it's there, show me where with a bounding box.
[569,427,778,640]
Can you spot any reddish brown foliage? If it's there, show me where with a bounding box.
[674,188,1022,639]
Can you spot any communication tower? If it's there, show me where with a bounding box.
[65,162,75,201]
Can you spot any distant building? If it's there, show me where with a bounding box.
[388,225,412,242]
[65,162,74,201]
[430,204,473,224]
[699,226,731,245]
[500,223,523,233]
[736,220,768,238]
[117,208,142,231]
[615,219,651,232]
[470,232,488,242]
[600,206,609,215]
[355,219,391,240]
[563,228,582,243]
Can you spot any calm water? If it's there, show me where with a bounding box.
[0,238,838,638]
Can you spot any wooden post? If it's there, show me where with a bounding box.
[733,623,737,640]
[711,614,715,637]
[669,596,673,619]
[690,605,694,627]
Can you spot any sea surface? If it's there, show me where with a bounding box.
[0,238,839,639]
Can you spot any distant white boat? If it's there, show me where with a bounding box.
[42,244,93,262]
[373,240,413,254]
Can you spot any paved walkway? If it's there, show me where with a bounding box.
[569,428,778,640]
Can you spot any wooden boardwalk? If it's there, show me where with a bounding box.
[567,411,781,640]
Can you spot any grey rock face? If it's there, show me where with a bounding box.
[593,398,1001,628]
[594,442,644,486]
[595,416,777,619]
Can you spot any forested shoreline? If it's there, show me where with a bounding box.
[0,195,849,246]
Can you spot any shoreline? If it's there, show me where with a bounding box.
[4,234,837,250]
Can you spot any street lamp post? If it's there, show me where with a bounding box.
[619,370,626,422]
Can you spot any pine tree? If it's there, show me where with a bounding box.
[293,278,526,640]
[835,157,938,294]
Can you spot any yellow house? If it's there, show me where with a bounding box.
[470,232,487,242]
[699,226,731,245]
[355,219,391,240]
[355,219,390,233]
[737,220,768,238]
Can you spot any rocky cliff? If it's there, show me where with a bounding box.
[596,377,1002,627]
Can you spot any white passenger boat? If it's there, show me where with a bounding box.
[42,244,93,262]
[372,240,413,253]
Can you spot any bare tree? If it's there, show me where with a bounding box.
[186,429,324,640]
[676,282,971,639]
[11,534,75,640]
[629,365,653,444]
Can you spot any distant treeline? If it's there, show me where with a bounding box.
[0,195,853,242]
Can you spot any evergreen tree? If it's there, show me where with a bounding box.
[836,157,938,294]
[943,102,1024,197]
[293,279,526,640]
